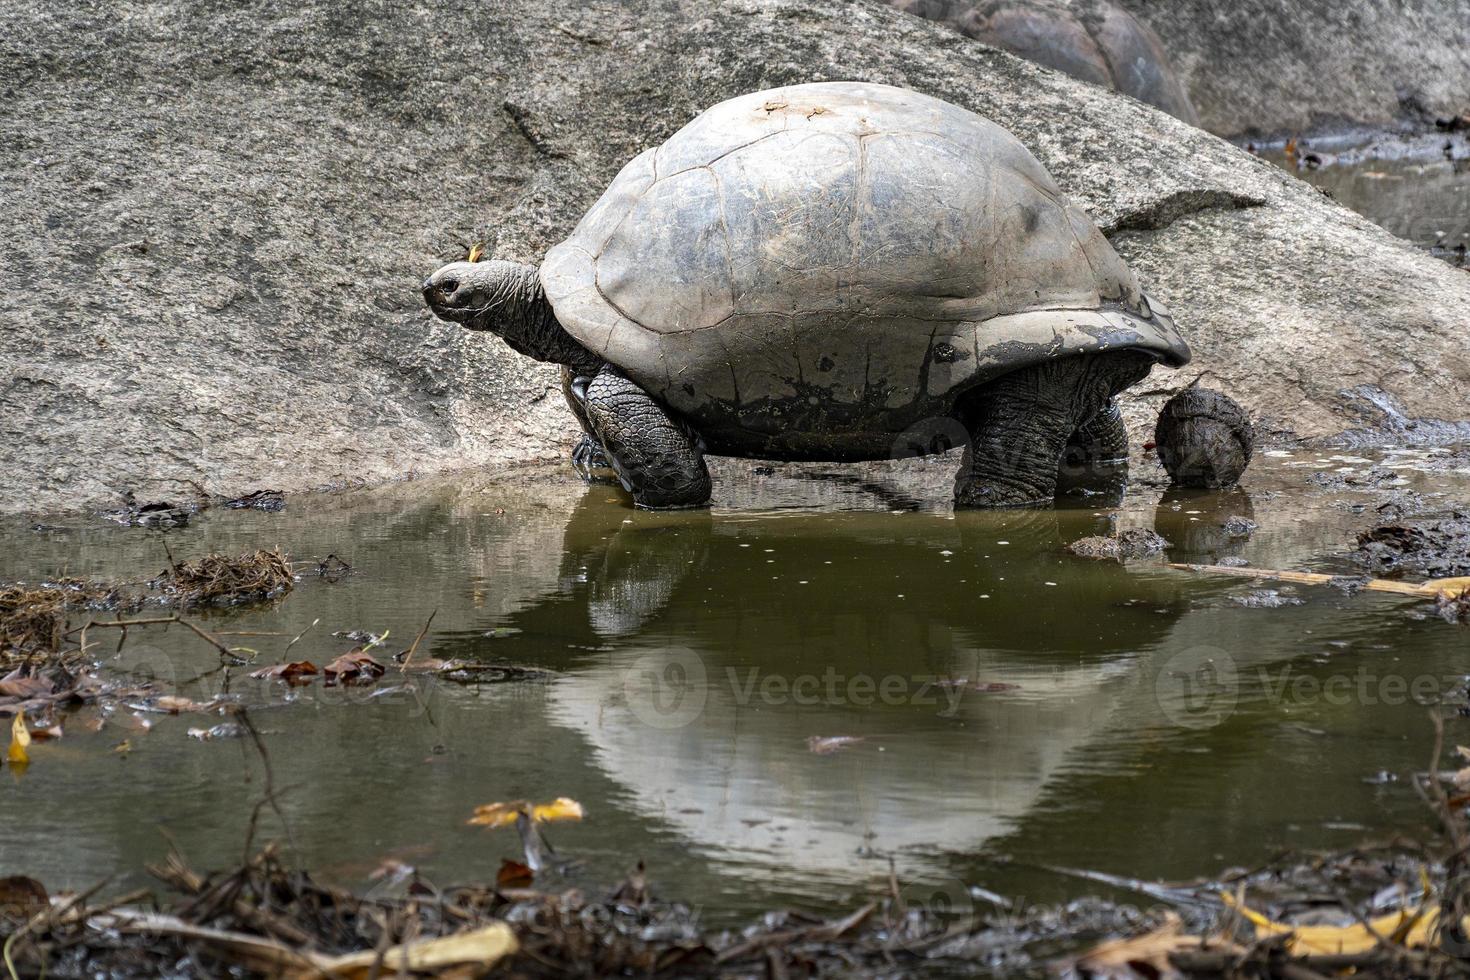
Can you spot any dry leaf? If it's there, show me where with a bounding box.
[250,660,319,684]
[8,712,31,765]
[496,859,534,888]
[468,797,585,828]
[302,923,516,978]
[0,673,53,699]
[1071,912,1218,979]
[1224,891,1460,955]
[324,650,386,685]
[0,876,48,916]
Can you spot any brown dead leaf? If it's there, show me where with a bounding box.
[496,859,534,889]
[28,722,63,740]
[250,660,319,684]
[324,650,386,685]
[0,876,48,916]
[0,672,53,699]
[1070,912,1222,979]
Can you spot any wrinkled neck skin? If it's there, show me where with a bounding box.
[475,264,602,376]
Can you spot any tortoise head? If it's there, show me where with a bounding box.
[422,259,538,331]
[421,258,602,372]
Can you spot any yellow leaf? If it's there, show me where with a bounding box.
[467,242,484,263]
[531,797,585,823]
[1223,892,1450,955]
[468,797,584,828]
[8,714,31,765]
[301,923,516,978]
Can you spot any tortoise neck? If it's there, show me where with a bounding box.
[493,265,602,375]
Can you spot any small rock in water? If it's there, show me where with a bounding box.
[1233,589,1305,608]
[225,489,286,511]
[1329,575,1373,595]
[1067,528,1168,561]
[1222,515,1257,537]
[1217,556,1251,567]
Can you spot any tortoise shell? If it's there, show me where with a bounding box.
[541,81,1188,460]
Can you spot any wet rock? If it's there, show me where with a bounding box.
[7,0,1470,514]
[1329,574,1373,595]
[1307,466,1405,492]
[1232,589,1305,608]
[887,0,1200,123]
[1217,556,1251,567]
[1067,528,1168,560]
[1221,515,1257,537]
[103,500,191,530]
[1356,517,1470,578]
[1435,590,1470,624]
[225,490,286,512]
[1113,0,1470,138]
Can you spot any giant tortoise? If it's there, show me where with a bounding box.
[424,82,1208,509]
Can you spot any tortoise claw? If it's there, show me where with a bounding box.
[571,434,618,484]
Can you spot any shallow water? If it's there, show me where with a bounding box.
[3,450,1469,923]
[1260,135,1470,268]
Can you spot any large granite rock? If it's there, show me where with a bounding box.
[1116,0,1470,138]
[887,0,1200,124]
[3,0,1468,515]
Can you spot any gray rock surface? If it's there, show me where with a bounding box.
[1115,0,1470,137]
[3,0,1469,515]
[887,0,1200,124]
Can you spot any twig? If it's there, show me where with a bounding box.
[235,708,297,864]
[283,618,319,659]
[67,615,245,664]
[399,610,437,673]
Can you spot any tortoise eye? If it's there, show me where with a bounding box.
[439,278,459,295]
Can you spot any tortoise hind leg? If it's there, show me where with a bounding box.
[583,365,712,509]
[954,354,1152,508]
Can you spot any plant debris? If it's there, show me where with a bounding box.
[1,579,121,664]
[323,650,386,685]
[155,549,294,607]
[248,660,319,684]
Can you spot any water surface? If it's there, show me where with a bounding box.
[3,451,1467,922]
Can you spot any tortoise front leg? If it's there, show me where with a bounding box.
[583,365,712,509]
[955,354,1152,508]
[560,366,618,483]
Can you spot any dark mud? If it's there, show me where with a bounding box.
[1356,518,1470,579]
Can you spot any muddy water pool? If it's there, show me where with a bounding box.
[3,450,1469,923]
